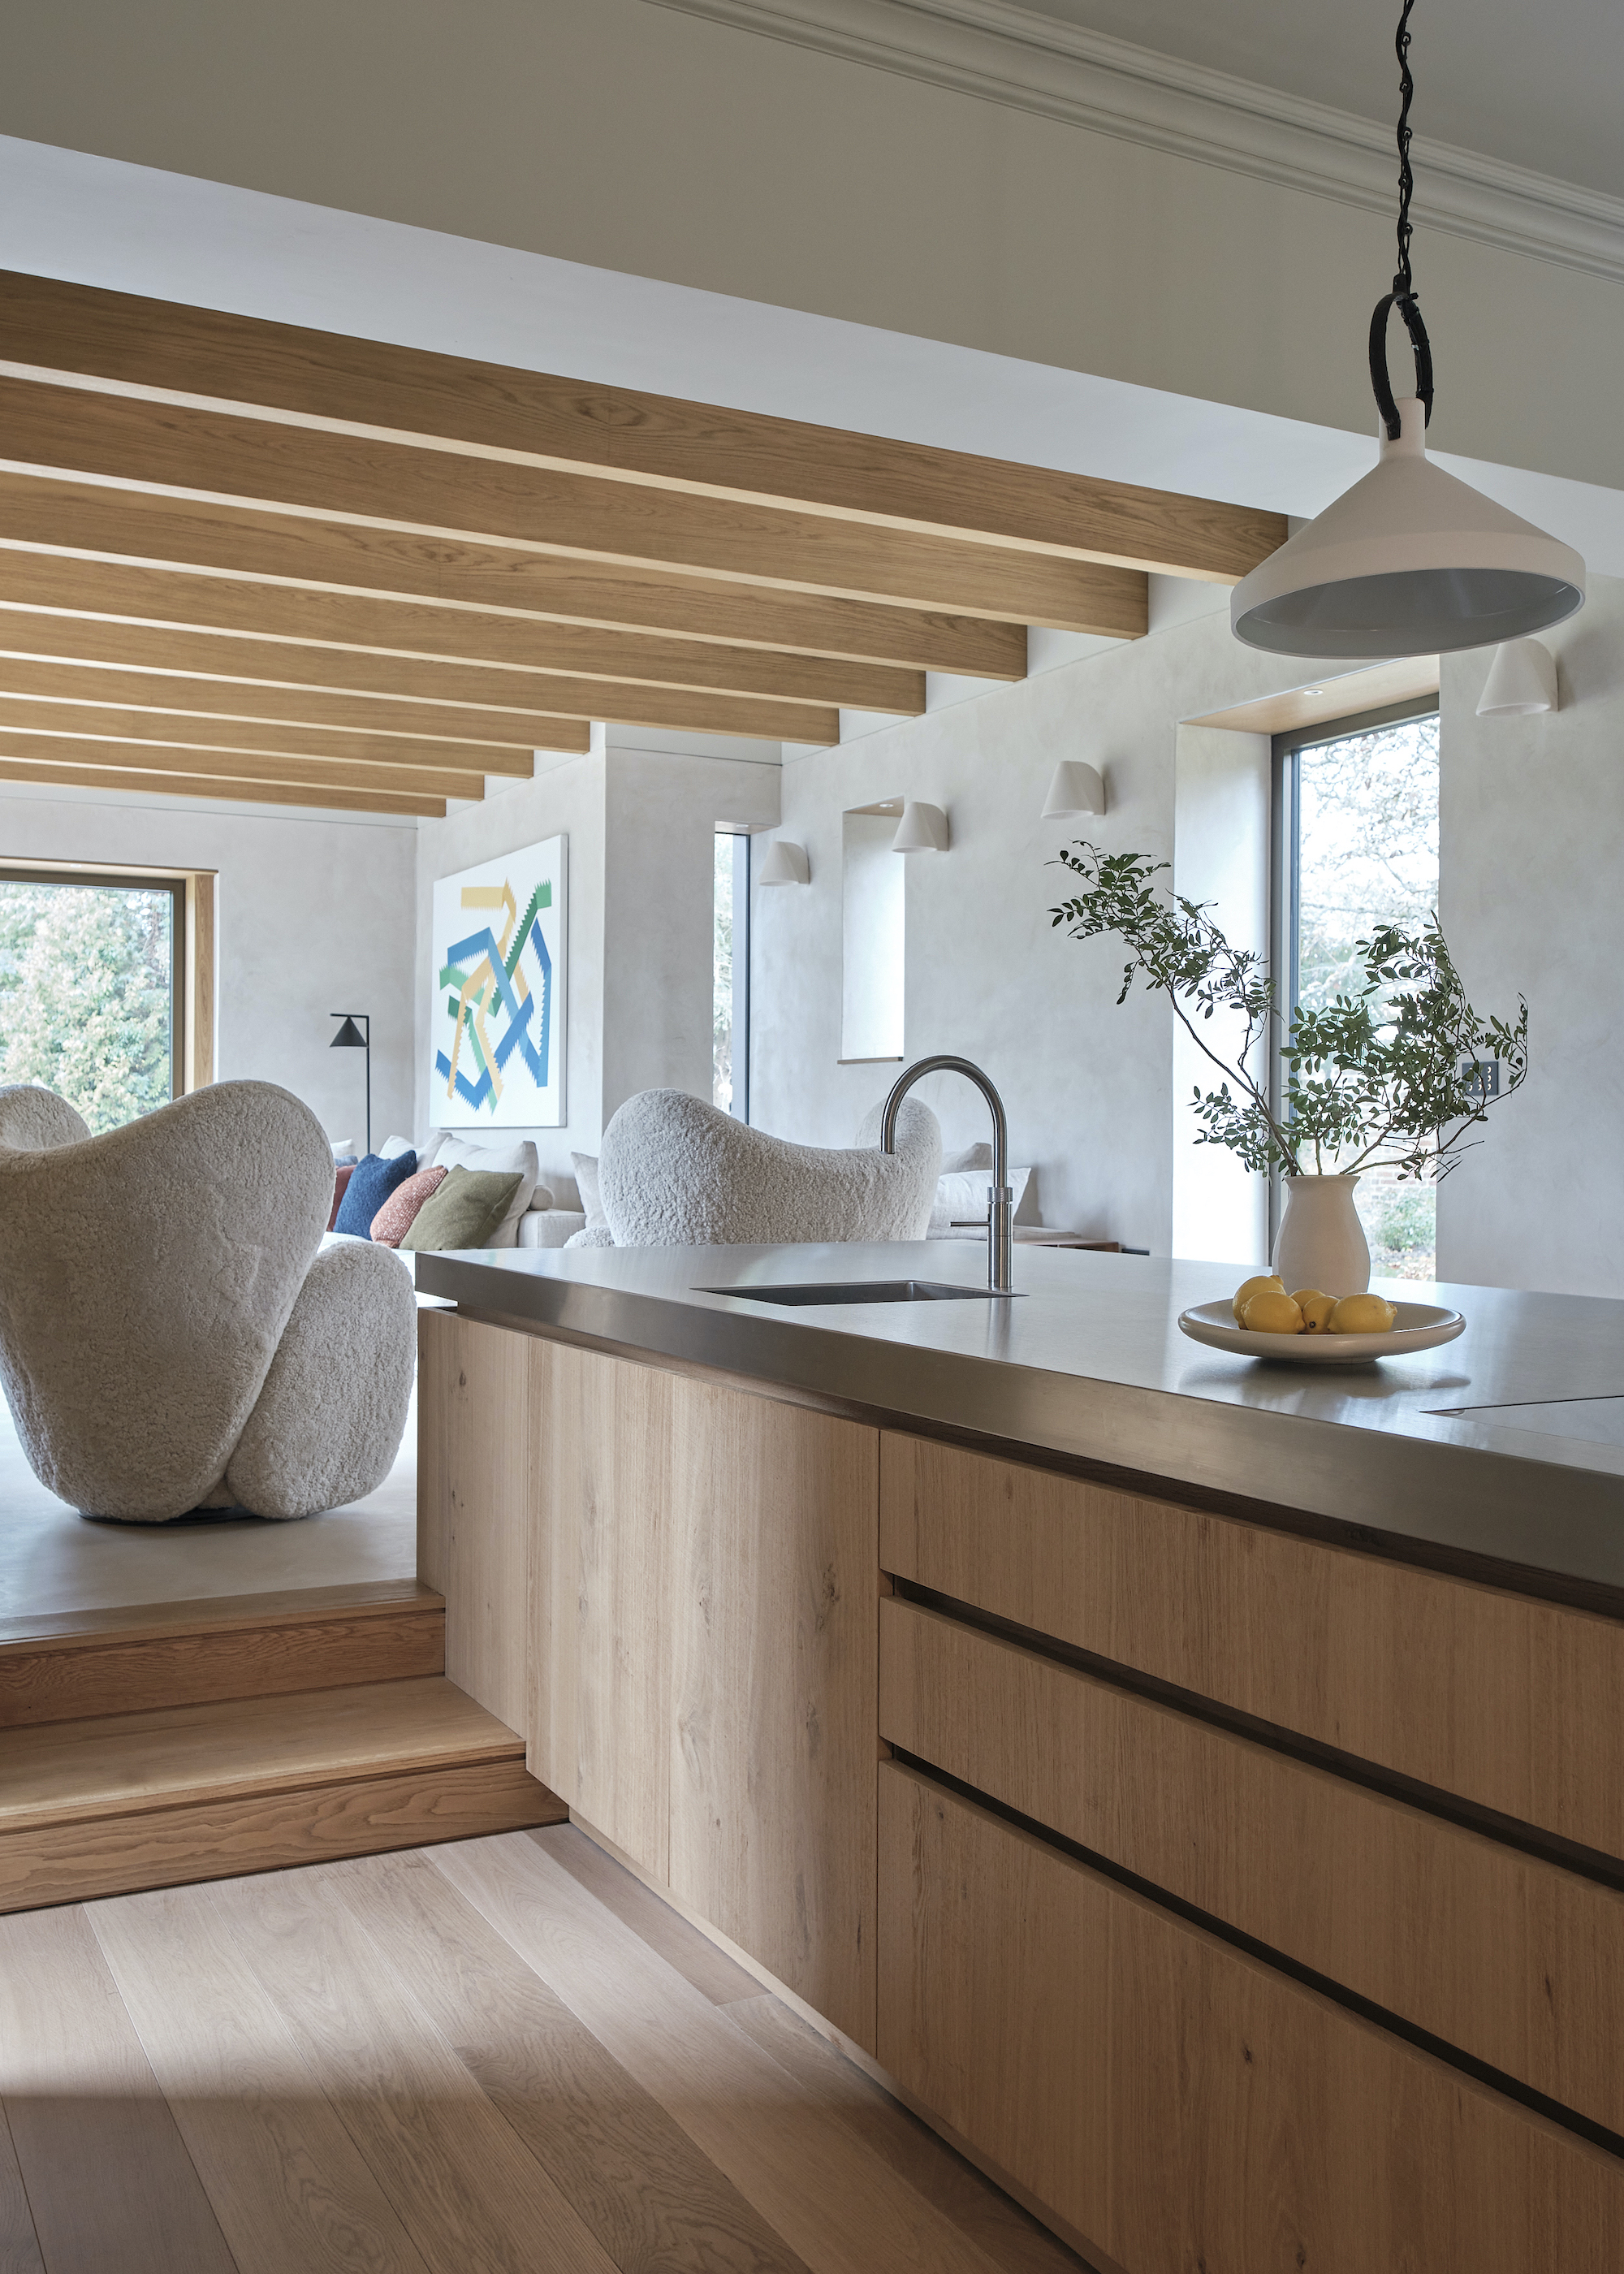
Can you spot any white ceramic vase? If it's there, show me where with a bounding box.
[1272,1174,1371,1298]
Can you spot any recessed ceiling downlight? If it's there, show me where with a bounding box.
[1231,2,1583,661]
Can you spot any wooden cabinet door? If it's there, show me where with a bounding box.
[667,1376,879,2051]
[879,1762,1624,2274]
[529,1338,674,1882]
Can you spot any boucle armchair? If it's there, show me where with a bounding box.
[0,1080,415,1523]
[594,1087,941,1247]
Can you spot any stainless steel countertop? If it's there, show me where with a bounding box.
[416,1242,1624,1592]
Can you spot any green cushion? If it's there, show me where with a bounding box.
[399,1165,525,1252]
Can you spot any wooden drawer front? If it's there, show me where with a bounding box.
[881,1597,1624,2133]
[881,1430,1624,1858]
[878,1763,1624,2274]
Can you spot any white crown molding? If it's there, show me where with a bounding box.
[649,0,1624,284]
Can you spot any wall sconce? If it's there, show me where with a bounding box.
[1042,760,1107,818]
[1476,638,1559,716]
[757,837,810,884]
[892,801,949,853]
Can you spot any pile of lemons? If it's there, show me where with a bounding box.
[1231,1275,1397,1336]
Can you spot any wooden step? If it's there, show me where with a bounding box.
[0,1674,564,1913]
[0,1579,445,1727]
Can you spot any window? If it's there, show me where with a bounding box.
[713,831,749,1118]
[1273,702,1440,1278]
[0,868,186,1135]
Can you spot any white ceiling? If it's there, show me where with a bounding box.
[1016,0,1624,197]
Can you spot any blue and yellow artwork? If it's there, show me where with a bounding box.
[431,836,567,1127]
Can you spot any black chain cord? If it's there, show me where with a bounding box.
[1368,0,1435,439]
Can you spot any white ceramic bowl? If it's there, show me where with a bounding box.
[1177,1297,1466,1365]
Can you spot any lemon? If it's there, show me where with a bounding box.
[1240,1290,1305,1335]
[1292,1290,1337,1334]
[1327,1294,1397,1334]
[1232,1273,1285,1323]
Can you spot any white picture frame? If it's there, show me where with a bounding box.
[430,835,567,1128]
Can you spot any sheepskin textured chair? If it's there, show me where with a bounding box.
[595,1087,941,1247]
[0,1080,415,1523]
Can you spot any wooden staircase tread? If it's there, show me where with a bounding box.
[0,1675,523,1833]
[0,1578,442,1654]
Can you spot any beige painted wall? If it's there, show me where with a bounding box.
[3,0,1622,488]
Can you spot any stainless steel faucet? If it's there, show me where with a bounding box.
[881,1055,1013,1294]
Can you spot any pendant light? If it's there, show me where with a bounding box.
[1231,2,1583,659]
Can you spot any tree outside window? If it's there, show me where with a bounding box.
[0,879,177,1135]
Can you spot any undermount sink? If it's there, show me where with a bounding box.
[701,1278,1016,1306]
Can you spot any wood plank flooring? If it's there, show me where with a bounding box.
[0,1825,1091,2274]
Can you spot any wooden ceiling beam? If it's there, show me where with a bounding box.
[0,543,925,711]
[0,612,840,744]
[0,698,528,775]
[0,270,1285,581]
[0,659,581,753]
[0,378,1145,634]
[0,747,446,815]
[0,649,590,750]
[0,476,1029,679]
[0,727,487,802]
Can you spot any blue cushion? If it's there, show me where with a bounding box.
[332,1149,417,1238]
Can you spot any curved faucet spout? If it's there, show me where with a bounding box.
[881,1054,1013,1293]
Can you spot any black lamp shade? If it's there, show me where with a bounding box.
[330,1016,367,1048]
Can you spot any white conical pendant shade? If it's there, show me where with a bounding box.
[1232,400,1584,659]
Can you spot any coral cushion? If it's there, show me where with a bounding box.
[332,1149,417,1238]
[327,1161,356,1231]
[369,1165,447,1247]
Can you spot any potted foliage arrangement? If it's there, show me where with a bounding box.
[1050,845,1528,1292]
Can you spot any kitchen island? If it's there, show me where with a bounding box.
[417,1240,1624,2272]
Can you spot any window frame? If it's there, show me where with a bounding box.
[1268,695,1440,1247]
[0,858,214,1105]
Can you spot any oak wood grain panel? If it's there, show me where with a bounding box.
[0,1904,235,2274]
[882,1597,1624,2133]
[0,607,837,737]
[415,1310,531,1732]
[184,864,214,1088]
[0,268,1282,581]
[530,1338,675,1881]
[0,471,1030,677]
[0,2102,44,2274]
[206,1866,623,2274]
[0,694,525,770]
[879,1763,1624,2274]
[0,1674,523,1831]
[0,1575,438,1649]
[89,1881,438,2274]
[436,1827,1043,2274]
[0,1756,560,1913]
[0,750,445,814]
[667,1375,880,2053]
[0,374,1149,631]
[0,647,587,750]
[1190,654,1440,734]
[329,1849,813,2274]
[881,1431,1624,1857]
[0,1602,443,1727]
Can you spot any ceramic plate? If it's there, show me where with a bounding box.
[1177,1297,1466,1365]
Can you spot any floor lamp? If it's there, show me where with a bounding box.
[330,1013,371,1156]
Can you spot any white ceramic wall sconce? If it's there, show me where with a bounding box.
[1042,760,1107,818]
[757,838,810,884]
[1476,638,1560,716]
[891,801,949,852]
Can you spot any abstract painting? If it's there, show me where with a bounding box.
[431,836,567,1128]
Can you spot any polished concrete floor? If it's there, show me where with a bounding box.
[0,1381,417,1630]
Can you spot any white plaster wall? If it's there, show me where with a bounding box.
[1171,725,1272,1268]
[752,596,1339,1249]
[1436,573,1624,1298]
[0,781,417,1144]
[601,746,780,1127]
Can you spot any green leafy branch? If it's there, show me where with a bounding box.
[1048,844,1527,1180]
